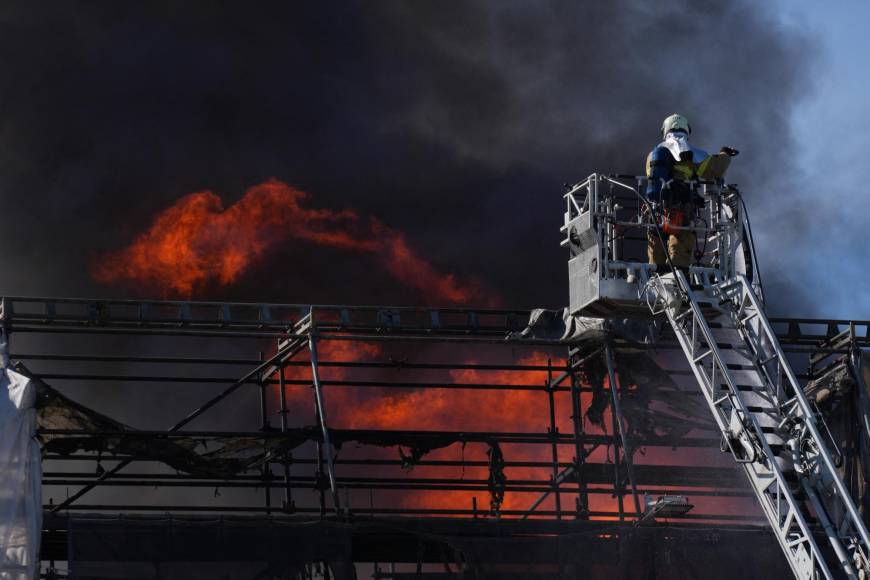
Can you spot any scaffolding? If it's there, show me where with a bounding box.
[2,294,865,578]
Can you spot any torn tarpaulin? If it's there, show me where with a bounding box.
[0,366,40,580]
[331,431,460,469]
[29,358,491,478]
[27,362,304,478]
[617,350,713,440]
[578,348,714,448]
[486,442,506,514]
[507,308,651,346]
[32,360,513,511]
[508,308,606,343]
[580,351,609,428]
[36,374,466,479]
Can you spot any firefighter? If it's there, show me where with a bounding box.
[644,114,736,270]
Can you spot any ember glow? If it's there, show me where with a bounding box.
[277,343,589,513]
[92,179,490,305]
[339,352,570,432]
[274,342,749,518]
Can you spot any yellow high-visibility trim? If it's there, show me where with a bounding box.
[672,160,695,181]
[697,153,731,179]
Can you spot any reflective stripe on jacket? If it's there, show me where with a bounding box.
[645,143,709,201]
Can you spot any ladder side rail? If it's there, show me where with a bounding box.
[664,311,826,579]
[723,284,788,412]
[733,274,870,553]
[655,272,833,580]
[668,311,735,438]
[717,275,866,576]
[593,176,604,273]
[802,476,863,576]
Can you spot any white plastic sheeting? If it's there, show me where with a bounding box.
[0,363,40,580]
[507,308,651,345]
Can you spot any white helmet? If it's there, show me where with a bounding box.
[661,114,691,137]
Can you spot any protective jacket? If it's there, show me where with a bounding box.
[645,131,709,202]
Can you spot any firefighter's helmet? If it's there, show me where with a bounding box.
[661,114,691,137]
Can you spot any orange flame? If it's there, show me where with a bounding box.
[277,343,589,514]
[338,352,569,432]
[276,343,750,519]
[93,179,492,305]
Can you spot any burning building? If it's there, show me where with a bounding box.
[0,2,857,579]
[0,172,861,580]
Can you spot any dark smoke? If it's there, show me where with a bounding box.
[0,2,814,309]
[2,4,824,552]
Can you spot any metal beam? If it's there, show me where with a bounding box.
[49,325,310,512]
[309,331,341,515]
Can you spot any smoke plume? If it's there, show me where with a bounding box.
[3,0,814,538]
[0,1,814,311]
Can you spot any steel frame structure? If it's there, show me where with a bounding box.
[3,294,867,576]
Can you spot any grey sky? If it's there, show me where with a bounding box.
[756,1,870,317]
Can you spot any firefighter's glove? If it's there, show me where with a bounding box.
[719,146,739,157]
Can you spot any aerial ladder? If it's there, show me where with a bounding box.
[562,173,870,579]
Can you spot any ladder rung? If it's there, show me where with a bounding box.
[723,362,756,370]
[734,383,765,391]
[708,325,739,335]
[693,349,713,364]
[673,309,693,323]
[741,312,759,325]
[785,535,809,548]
